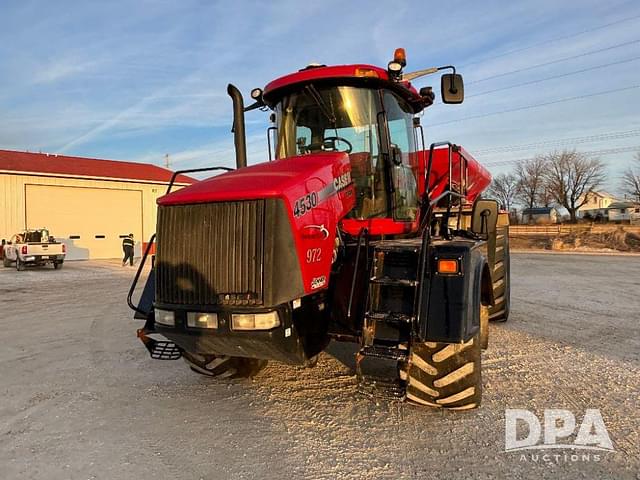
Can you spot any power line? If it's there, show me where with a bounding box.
[468,39,640,84]
[468,56,640,98]
[474,129,640,154]
[429,84,640,127]
[459,12,640,69]
[484,146,640,167]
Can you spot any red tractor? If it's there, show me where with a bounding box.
[129,49,510,410]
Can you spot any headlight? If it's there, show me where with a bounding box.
[232,311,280,331]
[187,312,218,329]
[155,309,175,327]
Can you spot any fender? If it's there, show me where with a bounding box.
[479,259,495,307]
[418,241,489,343]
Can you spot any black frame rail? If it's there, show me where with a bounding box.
[166,166,234,195]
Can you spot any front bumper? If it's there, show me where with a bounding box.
[152,303,307,365]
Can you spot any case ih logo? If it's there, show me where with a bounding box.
[310,275,327,290]
[333,171,352,192]
[505,409,614,461]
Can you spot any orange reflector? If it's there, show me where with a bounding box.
[437,259,459,274]
[394,48,407,66]
[355,68,379,78]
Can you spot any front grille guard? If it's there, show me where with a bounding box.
[127,233,156,317]
[126,165,234,318]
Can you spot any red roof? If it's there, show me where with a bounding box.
[0,150,195,184]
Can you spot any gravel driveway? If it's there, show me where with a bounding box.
[1,254,638,479]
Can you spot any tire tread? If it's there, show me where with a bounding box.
[403,333,482,410]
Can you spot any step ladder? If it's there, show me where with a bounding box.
[356,241,422,398]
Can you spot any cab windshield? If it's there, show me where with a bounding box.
[275,85,417,221]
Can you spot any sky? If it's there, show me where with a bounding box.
[1,0,639,194]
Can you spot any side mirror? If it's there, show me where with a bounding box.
[441,73,464,104]
[471,199,498,239]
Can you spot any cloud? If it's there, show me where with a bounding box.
[0,0,638,189]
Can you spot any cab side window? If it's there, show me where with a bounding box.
[382,90,418,221]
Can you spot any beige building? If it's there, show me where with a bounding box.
[0,150,193,260]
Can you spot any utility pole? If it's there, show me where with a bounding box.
[164,153,170,169]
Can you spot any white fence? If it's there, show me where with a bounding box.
[509,225,640,236]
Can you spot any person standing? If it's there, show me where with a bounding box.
[122,233,135,266]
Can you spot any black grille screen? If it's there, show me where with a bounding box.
[156,200,265,306]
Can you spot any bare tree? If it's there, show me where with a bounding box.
[621,152,640,202]
[544,150,606,223]
[488,173,519,211]
[537,185,555,207]
[515,156,547,210]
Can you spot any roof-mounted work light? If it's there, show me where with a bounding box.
[388,61,403,80]
[251,88,263,102]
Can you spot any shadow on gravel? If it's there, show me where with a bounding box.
[324,341,358,374]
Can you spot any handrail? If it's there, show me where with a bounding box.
[347,228,368,320]
[421,142,468,233]
[127,233,156,315]
[165,166,234,195]
[429,189,465,207]
[267,126,277,161]
[415,201,435,337]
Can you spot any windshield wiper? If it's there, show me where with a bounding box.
[305,84,336,126]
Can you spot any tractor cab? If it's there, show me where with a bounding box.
[272,82,419,224]
[259,62,431,235]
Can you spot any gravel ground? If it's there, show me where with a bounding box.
[0,254,638,480]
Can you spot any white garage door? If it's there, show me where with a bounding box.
[25,184,143,260]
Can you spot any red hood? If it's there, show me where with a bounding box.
[158,153,350,205]
[157,152,356,297]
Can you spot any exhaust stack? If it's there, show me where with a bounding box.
[227,84,247,169]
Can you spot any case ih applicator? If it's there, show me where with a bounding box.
[128,49,510,409]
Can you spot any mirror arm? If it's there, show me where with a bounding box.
[435,65,458,93]
[404,65,456,82]
[244,101,264,112]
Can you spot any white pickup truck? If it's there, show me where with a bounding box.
[2,229,66,271]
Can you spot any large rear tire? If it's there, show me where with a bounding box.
[16,258,25,271]
[489,226,510,322]
[53,261,63,270]
[401,331,482,410]
[182,352,267,379]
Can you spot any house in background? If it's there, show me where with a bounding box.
[607,201,640,223]
[522,207,559,224]
[577,191,618,220]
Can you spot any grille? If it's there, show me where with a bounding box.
[155,200,265,306]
